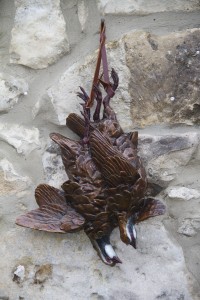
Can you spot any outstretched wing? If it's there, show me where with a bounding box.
[90,130,138,186]
[16,184,85,233]
[135,198,166,223]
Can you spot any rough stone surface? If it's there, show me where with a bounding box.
[42,141,68,188]
[37,38,132,129]
[166,186,200,201]
[9,0,69,69]
[78,0,88,32]
[97,0,200,15]
[13,265,25,283]
[0,158,31,197]
[0,123,40,155]
[0,220,194,299]
[139,132,199,187]
[178,218,200,237]
[36,29,200,128]
[0,73,28,112]
[125,29,200,127]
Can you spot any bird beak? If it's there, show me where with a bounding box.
[130,237,136,249]
[91,236,122,266]
[118,213,137,248]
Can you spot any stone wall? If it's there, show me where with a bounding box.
[0,1,200,299]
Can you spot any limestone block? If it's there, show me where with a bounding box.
[0,221,193,299]
[37,29,200,128]
[166,186,200,201]
[178,218,200,236]
[0,123,40,155]
[124,29,200,127]
[0,73,28,112]
[42,141,68,188]
[97,0,200,15]
[78,0,88,32]
[0,158,31,196]
[139,132,199,187]
[38,38,132,129]
[10,0,69,69]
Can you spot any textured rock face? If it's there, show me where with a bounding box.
[0,220,193,300]
[42,141,68,188]
[0,1,200,299]
[125,30,200,127]
[10,0,69,69]
[97,0,200,15]
[0,73,28,112]
[0,123,40,155]
[139,132,199,187]
[36,29,200,129]
[40,38,132,128]
[0,158,31,197]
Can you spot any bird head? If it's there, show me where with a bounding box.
[118,213,137,248]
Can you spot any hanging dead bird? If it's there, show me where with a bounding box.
[16,19,165,266]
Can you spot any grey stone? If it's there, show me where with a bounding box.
[37,29,200,128]
[13,265,25,283]
[78,0,88,32]
[177,218,200,237]
[9,0,69,69]
[0,73,28,112]
[125,29,200,127]
[139,132,199,187]
[97,0,200,15]
[0,159,31,197]
[42,141,68,188]
[166,186,200,201]
[0,220,194,299]
[37,38,132,129]
[0,123,40,155]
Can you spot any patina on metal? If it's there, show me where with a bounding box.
[16,20,165,266]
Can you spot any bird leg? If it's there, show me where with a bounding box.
[77,87,91,145]
[100,68,119,109]
[91,235,122,266]
[93,84,102,122]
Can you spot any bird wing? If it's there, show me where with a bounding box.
[16,184,85,233]
[66,113,96,138]
[135,198,166,223]
[50,132,81,179]
[90,130,138,186]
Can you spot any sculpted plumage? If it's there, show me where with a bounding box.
[16,20,165,266]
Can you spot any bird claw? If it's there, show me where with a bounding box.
[77,87,89,102]
[93,84,102,100]
[93,84,103,122]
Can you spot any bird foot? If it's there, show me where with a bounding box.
[98,68,119,109]
[91,235,122,266]
[93,84,102,122]
[78,87,91,145]
[77,86,89,102]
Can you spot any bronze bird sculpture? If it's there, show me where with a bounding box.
[16,20,165,266]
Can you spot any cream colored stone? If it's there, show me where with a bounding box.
[97,0,200,15]
[0,73,28,112]
[167,187,200,201]
[0,123,40,155]
[78,0,88,32]
[10,0,69,69]
[0,159,31,196]
[42,141,68,188]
